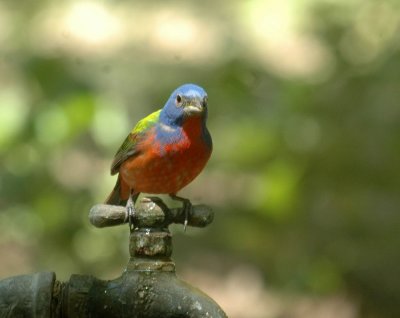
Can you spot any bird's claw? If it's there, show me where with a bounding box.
[126,195,135,232]
[183,200,192,232]
[169,195,192,231]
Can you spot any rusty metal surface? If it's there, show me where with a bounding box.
[0,271,55,318]
[63,270,226,318]
[89,197,213,229]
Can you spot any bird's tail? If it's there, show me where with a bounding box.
[105,176,128,206]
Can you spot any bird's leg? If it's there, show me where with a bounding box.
[127,191,139,232]
[169,194,192,231]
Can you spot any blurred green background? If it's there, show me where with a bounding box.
[0,0,399,317]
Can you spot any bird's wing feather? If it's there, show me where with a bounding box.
[110,109,161,175]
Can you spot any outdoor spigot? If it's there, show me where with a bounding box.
[0,198,227,317]
[69,198,227,317]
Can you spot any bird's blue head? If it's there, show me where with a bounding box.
[161,83,208,126]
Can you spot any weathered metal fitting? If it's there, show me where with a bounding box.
[134,197,166,228]
[126,258,176,272]
[130,230,172,257]
[0,271,56,318]
[89,199,213,229]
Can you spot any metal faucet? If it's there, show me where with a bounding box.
[0,197,227,317]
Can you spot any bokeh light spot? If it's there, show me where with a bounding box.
[34,105,69,146]
[0,88,28,148]
[91,98,130,149]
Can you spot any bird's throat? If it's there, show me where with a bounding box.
[182,116,205,139]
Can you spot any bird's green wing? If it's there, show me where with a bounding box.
[110,109,161,175]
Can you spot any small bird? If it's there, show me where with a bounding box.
[106,83,212,228]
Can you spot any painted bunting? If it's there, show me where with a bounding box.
[106,83,212,228]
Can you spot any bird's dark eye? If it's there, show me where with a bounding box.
[176,94,182,105]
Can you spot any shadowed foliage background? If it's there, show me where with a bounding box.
[0,1,399,317]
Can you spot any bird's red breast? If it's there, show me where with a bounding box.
[118,116,211,198]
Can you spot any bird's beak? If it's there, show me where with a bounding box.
[184,99,204,116]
